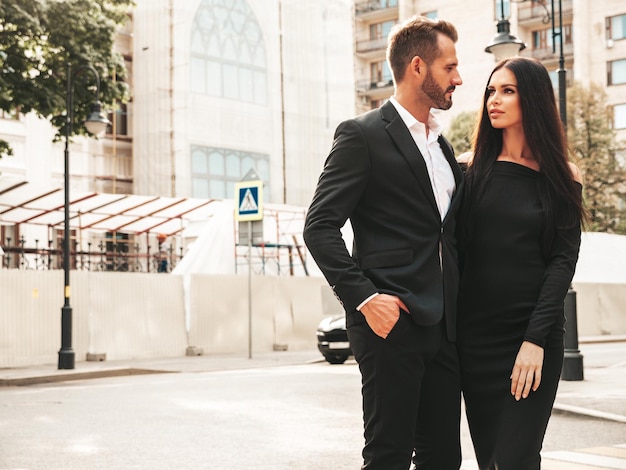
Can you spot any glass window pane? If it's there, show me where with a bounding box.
[611,15,625,40]
[615,104,626,129]
[192,178,210,198]
[257,159,269,181]
[611,60,626,85]
[241,157,255,175]
[206,60,222,96]
[226,154,240,177]
[191,149,208,173]
[223,64,238,99]
[209,152,225,175]
[190,0,267,103]
[226,181,236,200]
[239,67,253,102]
[210,179,226,199]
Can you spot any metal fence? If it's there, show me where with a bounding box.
[0,235,182,273]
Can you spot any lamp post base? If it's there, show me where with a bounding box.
[58,349,75,369]
[58,305,75,369]
[562,351,584,381]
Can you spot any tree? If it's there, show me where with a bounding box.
[567,82,626,234]
[445,110,478,156]
[0,0,134,157]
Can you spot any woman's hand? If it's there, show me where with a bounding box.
[360,294,408,339]
[510,341,544,401]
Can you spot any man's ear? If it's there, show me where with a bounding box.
[410,56,424,78]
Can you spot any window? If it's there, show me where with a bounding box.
[495,0,510,19]
[369,20,395,40]
[107,103,128,136]
[370,61,392,86]
[608,59,626,86]
[190,0,267,105]
[191,146,269,200]
[607,14,626,41]
[532,24,572,50]
[422,11,438,20]
[614,103,626,129]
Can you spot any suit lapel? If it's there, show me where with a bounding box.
[438,134,464,223]
[381,102,439,215]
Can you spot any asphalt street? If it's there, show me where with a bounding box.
[0,340,624,469]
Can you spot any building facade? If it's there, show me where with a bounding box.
[1,0,625,271]
[353,0,626,146]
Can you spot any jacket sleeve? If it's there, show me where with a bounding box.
[303,119,378,313]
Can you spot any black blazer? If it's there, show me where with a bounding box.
[304,101,464,341]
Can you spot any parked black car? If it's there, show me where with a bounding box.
[316,314,352,364]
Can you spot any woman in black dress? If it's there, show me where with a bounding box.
[457,57,586,469]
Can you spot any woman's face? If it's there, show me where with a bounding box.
[485,67,522,130]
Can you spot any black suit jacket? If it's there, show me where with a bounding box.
[304,101,464,341]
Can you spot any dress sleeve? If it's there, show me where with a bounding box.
[523,184,583,348]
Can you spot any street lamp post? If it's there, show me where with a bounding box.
[484,0,584,381]
[485,0,526,61]
[58,63,110,370]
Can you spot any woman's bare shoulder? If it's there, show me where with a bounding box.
[457,151,473,164]
[568,161,583,184]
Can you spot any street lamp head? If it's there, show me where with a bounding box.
[485,19,527,62]
[84,100,110,137]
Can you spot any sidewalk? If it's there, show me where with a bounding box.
[0,348,324,386]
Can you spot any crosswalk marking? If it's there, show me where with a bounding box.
[461,445,626,470]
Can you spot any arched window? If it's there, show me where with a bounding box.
[191,146,270,200]
[190,0,267,105]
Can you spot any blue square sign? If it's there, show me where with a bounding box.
[235,180,263,221]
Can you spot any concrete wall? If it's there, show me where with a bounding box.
[0,271,328,368]
[1,271,624,368]
[573,282,626,336]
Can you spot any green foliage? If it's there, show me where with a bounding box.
[567,81,626,234]
[445,110,478,156]
[0,0,134,157]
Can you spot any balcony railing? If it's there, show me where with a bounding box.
[356,37,388,54]
[355,0,398,15]
[526,42,574,61]
[356,79,394,93]
[518,0,572,23]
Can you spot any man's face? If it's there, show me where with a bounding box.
[422,34,462,110]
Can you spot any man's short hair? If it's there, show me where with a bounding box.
[386,16,458,84]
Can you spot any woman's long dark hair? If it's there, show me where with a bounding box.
[463,57,586,251]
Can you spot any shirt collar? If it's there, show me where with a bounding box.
[389,96,443,138]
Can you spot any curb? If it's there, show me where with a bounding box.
[553,402,626,423]
[0,368,173,387]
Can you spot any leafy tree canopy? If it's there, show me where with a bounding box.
[445,110,478,157]
[0,0,134,157]
[567,81,626,234]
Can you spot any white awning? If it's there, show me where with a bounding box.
[0,179,220,236]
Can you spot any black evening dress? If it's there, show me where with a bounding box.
[457,161,581,470]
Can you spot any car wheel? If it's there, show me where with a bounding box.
[324,354,348,365]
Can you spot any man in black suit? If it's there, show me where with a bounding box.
[303,16,464,470]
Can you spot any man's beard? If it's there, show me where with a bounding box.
[423,70,454,110]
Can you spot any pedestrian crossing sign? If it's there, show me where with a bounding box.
[235,180,263,221]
